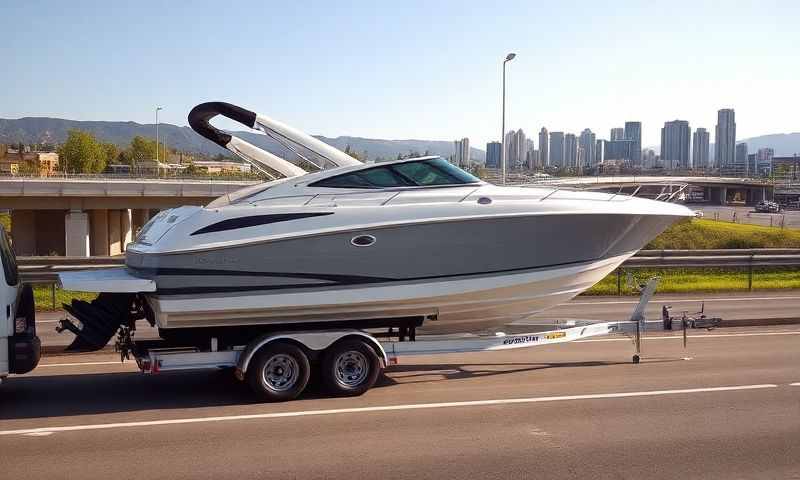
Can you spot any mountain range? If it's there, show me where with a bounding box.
[0,117,486,163]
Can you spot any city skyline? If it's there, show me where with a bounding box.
[2,2,799,149]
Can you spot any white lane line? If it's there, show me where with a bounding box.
[37,361,125,368]
[0,384,778,437]
[569,296,800,305]
[576,330,800,343]
[790,383,800,387]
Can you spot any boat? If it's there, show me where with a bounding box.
[58,102,693,351]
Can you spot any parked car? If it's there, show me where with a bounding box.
[755,201,780,213]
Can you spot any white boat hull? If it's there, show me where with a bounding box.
[147,251,633,334]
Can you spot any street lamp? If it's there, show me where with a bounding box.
[501,53,516,185]
[155,106,163,163]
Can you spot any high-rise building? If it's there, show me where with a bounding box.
[549,132,565,168]
[504,129,527,170]
[660,120,691,169]
[595,139,604,164]
[525,138,535,169]
[564,133,578,168]
[714,108,736,168]
[756,148,774,175]
[692,128,710,169]
[578,129,596,167]
[747,153,757,175]
[735,142,748,172]
[642,148,657,168]
[610,128,625,141]
[624,121,642,166]
[485,141,501,169]
[538,128,549,167]
[605,140,633,161]
[453,138,470,168]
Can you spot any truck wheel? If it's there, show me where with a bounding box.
[321,339,381,397]
[246,343,310,402]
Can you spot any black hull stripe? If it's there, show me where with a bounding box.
[139,256,604,296]
[191,212,334,236]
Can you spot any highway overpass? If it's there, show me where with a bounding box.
[0,176,255,256]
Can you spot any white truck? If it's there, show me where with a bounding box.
[1,224,677,402]
[0,225,40,384]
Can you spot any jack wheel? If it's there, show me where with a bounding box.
[632,354,640,364]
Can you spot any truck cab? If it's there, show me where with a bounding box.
[0,224,40,382]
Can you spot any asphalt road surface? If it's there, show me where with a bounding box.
[1,325,798,479]
[694,204,800,228]
[35,291,800,348]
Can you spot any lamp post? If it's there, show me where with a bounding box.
[501,53,516,185]
[155,106,163,163]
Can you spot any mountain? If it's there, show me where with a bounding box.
[0,117,486,163]
[738,133,800,156]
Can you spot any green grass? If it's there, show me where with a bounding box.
[587,267,800,296]
[646,218,800,250]
[33,285,97,311]
[0,213,10,232]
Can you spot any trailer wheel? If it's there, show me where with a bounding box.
[321,339,381,397]
[247,343,310,402]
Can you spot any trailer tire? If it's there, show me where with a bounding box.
[246,343,310,402]
[321,339,380,397]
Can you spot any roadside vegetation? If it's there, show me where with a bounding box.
[33,285,96,311]
[645,218,800,249]
[587,267,800,295]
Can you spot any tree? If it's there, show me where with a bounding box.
[101,142,119,165]
[129,136,169,164]
[57,130,107,173]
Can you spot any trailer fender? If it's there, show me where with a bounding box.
[236,330,388,377]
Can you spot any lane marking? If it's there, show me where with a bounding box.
[0,383,778,437]
[576,331,800,343]
[790,383,800,387]
[568,296,800,306]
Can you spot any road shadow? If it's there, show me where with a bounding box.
[0,357,683,420]
[0,369,254,421]
[378,357,682,387]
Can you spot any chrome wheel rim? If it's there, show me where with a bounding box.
[335,350,369,387]
[262,354,300,392]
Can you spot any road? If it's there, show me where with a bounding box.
[35,291,800,348]
[1,325,798,479]
[694,204,800,228]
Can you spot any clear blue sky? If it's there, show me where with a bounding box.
[2,0,798,148]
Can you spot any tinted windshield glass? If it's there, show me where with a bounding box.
[0,225,19,286]
[311,158,480,189]
[393,158,480,186]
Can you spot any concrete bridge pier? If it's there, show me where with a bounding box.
[65,210,90,256]
[131,209,150,238]
[90,209,109,256]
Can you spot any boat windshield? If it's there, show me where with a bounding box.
[310,158,481,189]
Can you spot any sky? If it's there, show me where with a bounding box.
[2,0,799,149]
